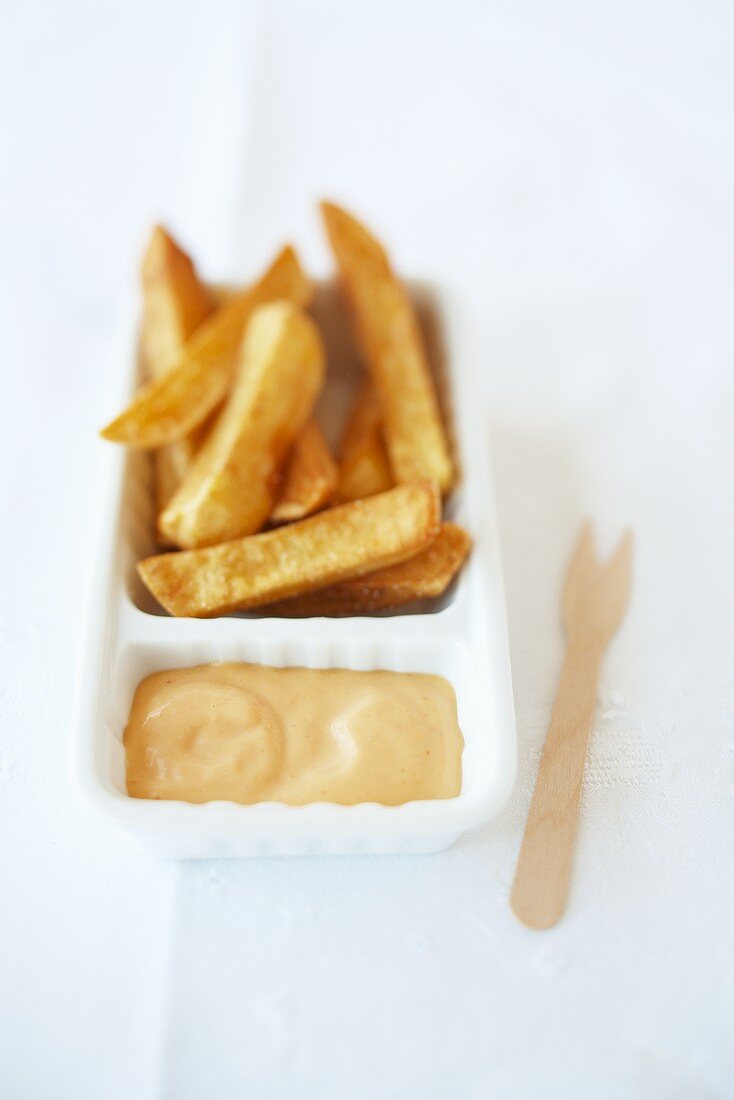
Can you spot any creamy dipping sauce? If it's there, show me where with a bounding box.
[124,664,463,806]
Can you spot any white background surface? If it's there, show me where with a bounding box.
[1,1,733,1097]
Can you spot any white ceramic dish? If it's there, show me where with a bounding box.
[73,280,516,857]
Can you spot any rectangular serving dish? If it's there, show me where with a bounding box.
[73,280,516,857]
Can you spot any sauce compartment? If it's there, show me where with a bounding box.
[90,634,501,858]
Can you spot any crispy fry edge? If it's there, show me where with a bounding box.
[261,523,471,616]
[320,201,454,494]
[158,301,326,548]
[100,245,312,447]
[270,419,338,523]
[137,480,441,616]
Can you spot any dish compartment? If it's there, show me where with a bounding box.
[123,281,463,617]
[73,282,516,857]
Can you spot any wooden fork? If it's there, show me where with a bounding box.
[511,523,633,929]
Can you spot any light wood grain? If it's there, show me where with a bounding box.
[511,523,633,929]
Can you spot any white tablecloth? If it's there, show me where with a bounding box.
[1,2,732,1096]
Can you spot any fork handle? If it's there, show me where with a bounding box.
[510,641,602,929]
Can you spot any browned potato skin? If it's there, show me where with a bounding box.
[100,246,312,448]
[334,380,393,503]
[138,480,441,617]
[261,523,471,616]
[159,301,325,549]
[270,418,338,523]
[138,226,216,514]
[152,412,216,524]
[140,225,215,371]
[321,202,453,494]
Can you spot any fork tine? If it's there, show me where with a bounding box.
[603,528,634,598]
[562,521,597,625]
[567,520,596,577]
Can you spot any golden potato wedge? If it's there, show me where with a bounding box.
[140,225,214,373]
[138,480,441,616]
[261,522,471,616]
[334,379,392,503]
[270,418,338,523]
[139,226,216,513]
[321,202,454,493]
[100,246,312,448]
[151,415,214,521]
[159,301,325,549]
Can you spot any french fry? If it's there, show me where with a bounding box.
[321,201,454,493]
[270,418,338,523]
[100,246,312,448]
[261,522,471,616]
[138,480,441,617]
[151,415,214,520]
[334,380,392,503]
[140,225,214,372]
[159,302,325,549]
[139,226,216,513]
